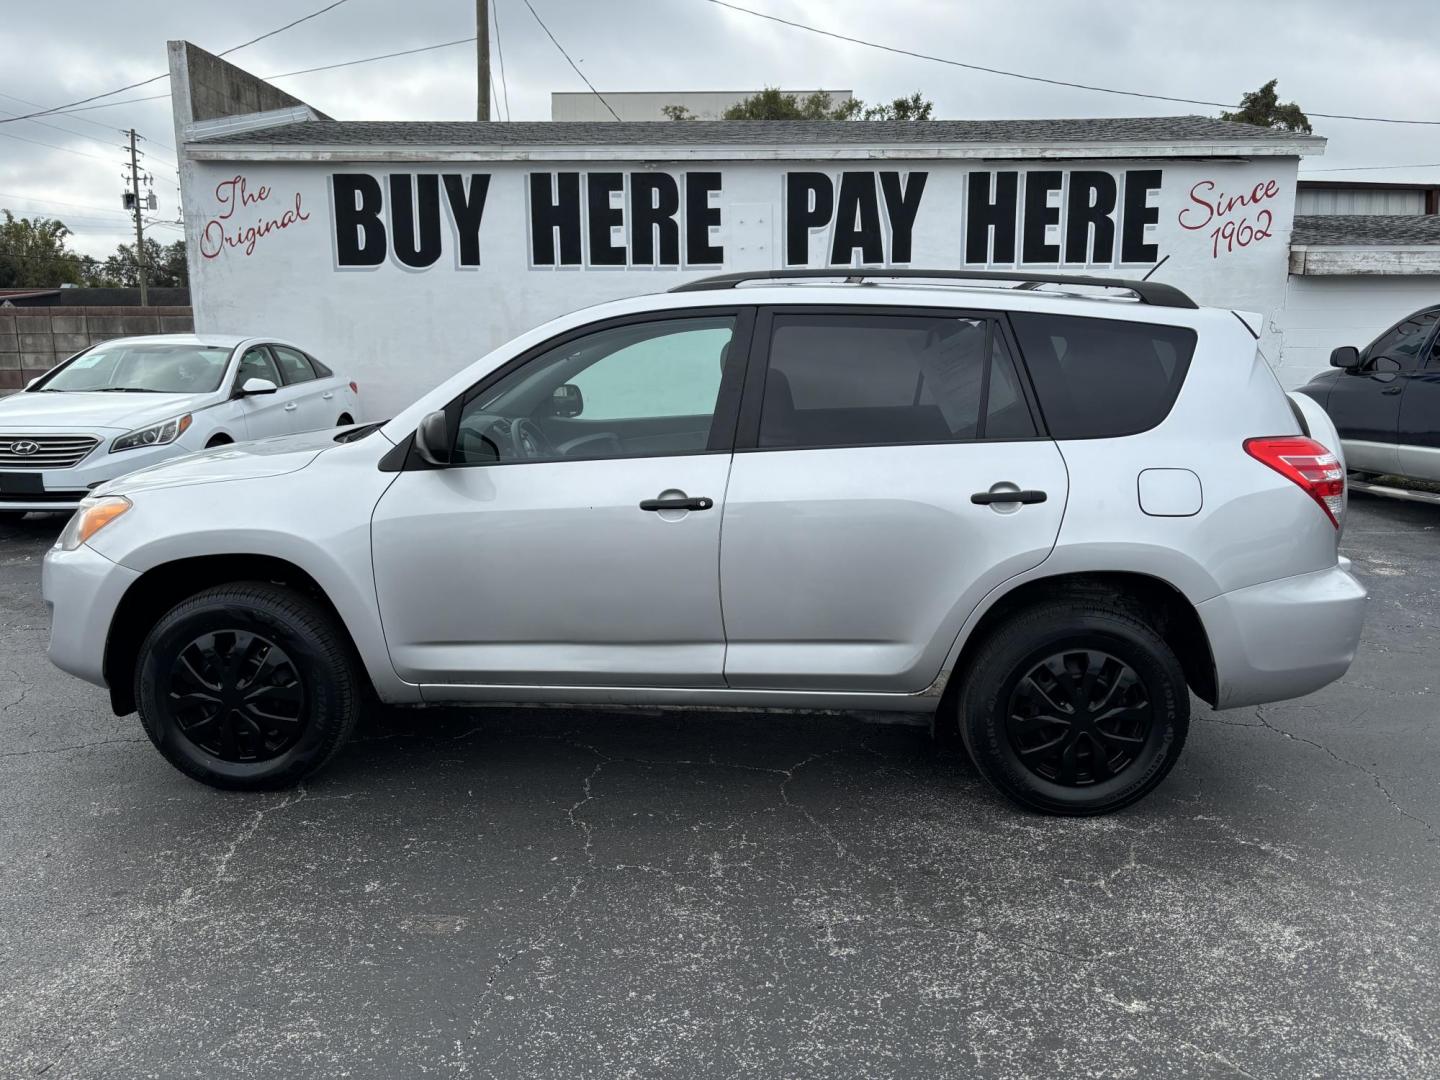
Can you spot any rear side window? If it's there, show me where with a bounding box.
[308,353,334,378]
[271,345,318,385]
[758,313,1037,448]
[1009,313,1197,439]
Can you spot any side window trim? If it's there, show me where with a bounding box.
[732,304,1049,452]
[1366,307,1440,371]
[399,307,756,472]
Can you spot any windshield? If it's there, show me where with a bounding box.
[39,342,233,394]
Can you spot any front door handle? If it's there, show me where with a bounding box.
[971,489,1047,505]
[1382,386,1403,395]
[640,495,713,512]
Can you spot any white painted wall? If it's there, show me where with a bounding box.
[184,156,1299,418]
[1274,275,1440,388]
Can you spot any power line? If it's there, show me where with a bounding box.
[0,0,356,125]
[1304,162,1440,173]
[493,0,512,121]
[0,192,130,216]
[0,129,114,164]
[521,0,620,121]
[265,36,477,81]
[699,0,1440,127]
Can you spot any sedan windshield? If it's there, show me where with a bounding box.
[40,342,232,394]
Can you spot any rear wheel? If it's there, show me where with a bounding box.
[135,583,361,790]
[957,599,1188,815]
[337,413,354,427]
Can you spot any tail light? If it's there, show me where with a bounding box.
[1244,436,1345,528]
[349,381,359,394]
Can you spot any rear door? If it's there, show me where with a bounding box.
[269,345,333,432]
[1328,308,1439,475]
[718,306,1067,692]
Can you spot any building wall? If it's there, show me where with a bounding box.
[551,90,853,121]
[1275,275,1440,388]
[1295,187,1427,216]
[0,306,194,393]
[184,156,1299,417]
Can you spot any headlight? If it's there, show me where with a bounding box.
[56,496,131,551]
[111,414,192,453]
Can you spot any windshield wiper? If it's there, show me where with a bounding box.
[93,387,168,393]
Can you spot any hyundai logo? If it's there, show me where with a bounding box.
[10,440,40,456]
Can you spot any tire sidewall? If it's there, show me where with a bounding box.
[963,610,1187,815]
[137,594,348,788]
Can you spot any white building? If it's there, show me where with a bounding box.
[552,90,854,122]
[170,41,1326,417]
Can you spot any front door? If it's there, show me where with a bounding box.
[1398,317,1440,482]
[719,308,1068,693]
[1329,308,1439,475]
[371,311,751,690]
[233,345,306,439]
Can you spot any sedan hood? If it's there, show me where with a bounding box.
[0,390,214,432]
[94,428,344,497]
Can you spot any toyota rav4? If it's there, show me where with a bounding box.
[41,271,1368,815]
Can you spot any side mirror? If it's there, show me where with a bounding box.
[238,377,279,396]
[550,383,584,418]
[1329,346,1362,371]
[414,410,452,467]
[24,377,40,390]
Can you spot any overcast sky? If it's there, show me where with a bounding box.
[2,0,1437,259]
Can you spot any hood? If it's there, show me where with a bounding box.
[0,390,215,432]
[94,428,344,497]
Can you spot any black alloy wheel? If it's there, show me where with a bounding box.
[1005,649,1153,786]
[165,630,306,763]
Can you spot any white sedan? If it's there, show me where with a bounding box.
[0,334,360,518]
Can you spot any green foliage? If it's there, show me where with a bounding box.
[99,238,188,288]
[1221,79,1312,134]
[662,89,935,123]
[661,104,697,121]
[0,211,87,288]
[832,93,935,121]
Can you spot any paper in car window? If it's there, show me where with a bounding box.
[916,320,987,432]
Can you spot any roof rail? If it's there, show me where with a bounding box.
[668,268,1198,309]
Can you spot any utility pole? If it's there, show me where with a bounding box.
[124,128,150,306]
[477,0,490,121]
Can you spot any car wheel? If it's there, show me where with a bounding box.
[135,582,362,790]
[957,599,1189,816]
[205,435,233,449]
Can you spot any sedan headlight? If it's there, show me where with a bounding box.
[111,414,192,453]
[56,496,131,551]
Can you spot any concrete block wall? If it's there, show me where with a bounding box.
[0,306,193,392]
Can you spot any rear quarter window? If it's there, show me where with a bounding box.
[1009,313,1197,439]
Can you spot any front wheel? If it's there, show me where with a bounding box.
[956,599,1189,815]
[136,583,362,790]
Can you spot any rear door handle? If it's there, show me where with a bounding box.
[1382,386,1403,395]
[971,489,1047,505]
[283,402,299,412]
[321,391,335,400]
[639,496,713,512]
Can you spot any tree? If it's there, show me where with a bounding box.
[99,238,188,288]
[0,211,87,288]
[833,93,935,121]
[661,104,697,121]
[1221,79,1312,134]
[664,89,935,122]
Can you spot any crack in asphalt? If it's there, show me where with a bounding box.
[0,735,146,759]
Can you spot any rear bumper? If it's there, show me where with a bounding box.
[1198,558,1367,710]
[42,541,138,689]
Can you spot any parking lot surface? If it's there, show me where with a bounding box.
[1,495,1437,1079]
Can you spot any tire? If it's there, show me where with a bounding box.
[337,414,354,427]
[0,511,26,523]
[956,598,1189,816]
[135,582,361,790]
[205,435,233,449]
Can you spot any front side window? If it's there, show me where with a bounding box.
[271,346,318,385]
[1367,309,1439,371]
[236,346,281,388]
[757,313,1035,448]
[39,342,232,394]
[1009,313,1197,439]
[453,315,737,465]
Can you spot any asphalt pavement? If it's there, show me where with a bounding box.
[1,494,1437,1079]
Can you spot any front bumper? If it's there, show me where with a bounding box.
[1198,558,1368,710]
[0,439,191,512]
[42,541,139,689]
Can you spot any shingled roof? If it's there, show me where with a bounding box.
[194,114,1316,148]
[1291,215,1440,247]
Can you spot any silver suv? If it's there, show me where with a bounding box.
[42,271,1368,815]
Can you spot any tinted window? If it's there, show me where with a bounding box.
[271,346,318,385]
[235,346,281,389]
[454,316,737,465]
[42,342,232,394]
[308,353,334,378]
[1009,313,1196,439]
[758,313,1035,448]
[1368,309,1439,371]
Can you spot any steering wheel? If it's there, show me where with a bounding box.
[507,417,555,460]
